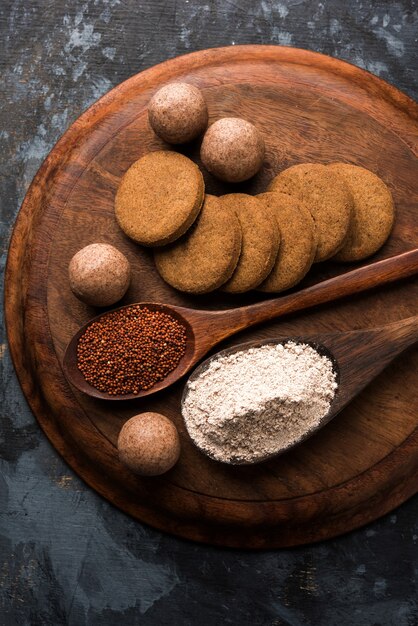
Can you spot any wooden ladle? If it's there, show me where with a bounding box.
[63,249,418,400]
[181,316,418,464]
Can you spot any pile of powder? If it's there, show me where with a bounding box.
[182,341,338,464]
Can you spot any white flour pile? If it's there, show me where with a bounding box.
[182,341,338,464]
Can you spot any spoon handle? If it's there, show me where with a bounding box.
[210,249,418,337]
[376,315,418,351]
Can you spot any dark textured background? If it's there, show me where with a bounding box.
[1,1,417,624]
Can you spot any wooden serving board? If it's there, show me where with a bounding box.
[5,46,418,548]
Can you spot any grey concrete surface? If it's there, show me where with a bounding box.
[1,1,417,624]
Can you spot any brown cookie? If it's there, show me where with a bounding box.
[154,194,242,294]
[257,192,317,293]
[115,151,204,247]
[219,194,280,293]
[268,163,353,262]
[327,163,395,261]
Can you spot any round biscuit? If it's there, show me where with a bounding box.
[220,194,280,293]
[268,163,353,262]
[154,194,242,294]
[257,192,317,293]
[115,151,204,247]
[327,163,395,261]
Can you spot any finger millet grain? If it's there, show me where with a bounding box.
[77,306,187,395]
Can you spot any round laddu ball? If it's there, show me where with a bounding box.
[148,82,208,144]
[68,243,130,307]
[117,413,181,476]
[200,117,265,183]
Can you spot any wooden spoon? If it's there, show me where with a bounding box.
[181,315,418,464]
[63,249,418,400]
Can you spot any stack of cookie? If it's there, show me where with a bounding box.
[268,163,395,266]
[115,152,395,295]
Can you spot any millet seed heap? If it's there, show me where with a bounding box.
[77,306,187,395]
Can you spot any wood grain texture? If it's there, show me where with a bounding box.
[5,45,418,548]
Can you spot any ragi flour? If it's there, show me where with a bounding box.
[182,341,338,464]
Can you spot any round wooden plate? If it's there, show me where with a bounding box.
[5,46,418,548]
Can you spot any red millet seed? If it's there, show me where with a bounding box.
[76,306,187,395]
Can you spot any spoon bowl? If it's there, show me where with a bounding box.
[181,318,418,464]
[181,337,342,465]
[62,249,418,401]
[62,302,198,400]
